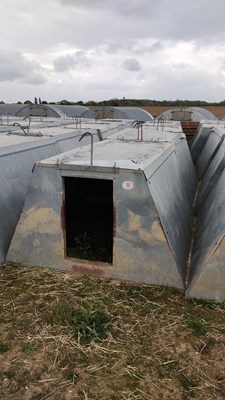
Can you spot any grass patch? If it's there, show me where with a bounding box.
[50,300,111,343]
[0,262,225,399]
[186,316,210,336]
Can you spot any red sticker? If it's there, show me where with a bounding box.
[122,180,134,190]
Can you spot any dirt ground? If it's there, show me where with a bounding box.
[1,263,225,400]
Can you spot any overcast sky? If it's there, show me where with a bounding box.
[1,0,225,103]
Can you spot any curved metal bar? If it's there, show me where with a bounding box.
[156,117,165,131]
[23,116,31,133]
[72,116,81,128]
[13,122,27,135]
[79,131,94,165]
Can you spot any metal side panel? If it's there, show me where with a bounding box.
[173,139,197,204]
[147,151,193,280]
[195,150,225,212]
[7,165,184,289]
[0,143,59,262]
[112,171,184,288]
[186,236,225,301]
[190,125,212,162]
[6,166,64,266]
[187,168,225,300]
[195,131,222,179]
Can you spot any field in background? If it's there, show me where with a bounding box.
[0,263,225,400]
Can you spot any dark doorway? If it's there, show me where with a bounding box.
[64,177,113,263]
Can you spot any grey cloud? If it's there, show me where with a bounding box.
[105,40,136,54]
[104,40,163,56]
[58,0,156,14]
[135,41,163,54]
[3,0,225,56]
[0,0,225,103]
[143,63,220,102]
[54,51,90,72]
[0,50,47,84]
[157,0,225,43]
[57,0,225,44]
[23,74,47,85]
[171,62,192,70]
[122,58,141,71]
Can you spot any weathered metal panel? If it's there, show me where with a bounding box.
[82,107,153,121]
[53,105,89,117]
[0,120,132,263]
[173,139,197,203]
[156,108,217,123]
[186,168,225,300]
[0,104,25,116]
[190,125,213,162]
[148,150,193,280]
[171,110,192,121]
[187,122,225,299]
[195,146,225,211]
[6,166,65,267]
[113,170,183,288]
[195,130,222,179]
[0,142,59,262]
[7,165,184,289]
[7,130,195,289]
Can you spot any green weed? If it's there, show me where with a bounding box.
[67,232,95,260]
[186,316,210,336]
[50,300,111,344]
[21,343,38,355]
[71,304,111,343]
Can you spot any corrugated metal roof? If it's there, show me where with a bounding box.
[156,107,217,122]
[81,106,153,121]
[54,105,89,117]
[0,104,90,118]
[0,104,25,116]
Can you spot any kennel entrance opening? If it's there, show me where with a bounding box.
[64,177,113,263]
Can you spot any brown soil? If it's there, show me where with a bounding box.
[0,263,225,400]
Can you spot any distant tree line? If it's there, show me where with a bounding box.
[1,98,225,106]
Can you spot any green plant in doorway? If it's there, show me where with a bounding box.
[67,232,95,260]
